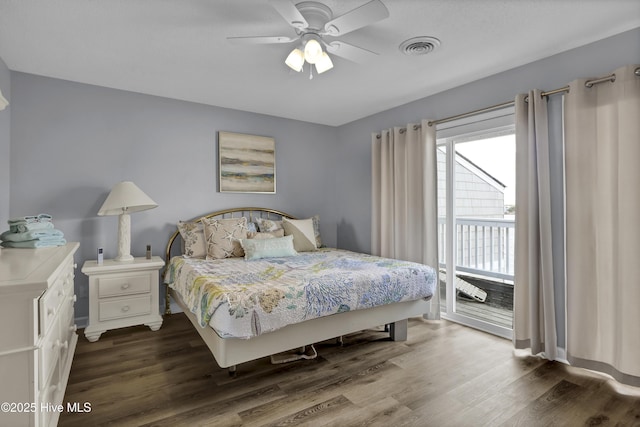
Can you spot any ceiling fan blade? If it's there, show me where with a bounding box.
[326,41,379,63]
[268,0,309,30]
[323,0,389,36]
[227,35,296,44]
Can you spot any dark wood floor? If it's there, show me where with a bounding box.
[60,314,640,427]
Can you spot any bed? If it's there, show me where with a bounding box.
[163,207,437,374]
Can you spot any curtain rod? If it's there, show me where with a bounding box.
[428,68,639,126]
[426,84,571,127]
[375,67,639,138]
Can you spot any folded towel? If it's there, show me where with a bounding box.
[0,229,64,242]
[1,238,66,248]
[10,221,54,234]
[8,213,53,225]
[8,215,39,225]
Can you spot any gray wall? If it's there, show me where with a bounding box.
[0,57,9,227]
[9,74,339,321]
[334,27,640,253]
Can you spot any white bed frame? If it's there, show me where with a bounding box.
[164,207,432,374]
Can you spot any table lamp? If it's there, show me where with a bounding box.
[97,181,157,262]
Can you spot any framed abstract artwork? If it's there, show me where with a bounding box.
[218,131,276,193]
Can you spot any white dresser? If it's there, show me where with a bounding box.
[82,256,164,342]
[0,242,79,427]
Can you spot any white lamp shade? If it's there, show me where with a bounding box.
[315,52,334,74]
[97,181,157,216]
[303,39,323,64]
[285,48,304,72]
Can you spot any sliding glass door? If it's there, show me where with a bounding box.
[438,127,515,338]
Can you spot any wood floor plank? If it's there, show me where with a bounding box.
[259,395,354,427]
[319,396,412,427]
[58,313,640,427]
[500,379,586,426]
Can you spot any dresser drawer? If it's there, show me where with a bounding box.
[60,297,76,347]
[38,380,58,427]
[98,273,151,298]
[39,319,60,387]
[98,295,152,321]
[62,263,75,297]
[39,278,65,335]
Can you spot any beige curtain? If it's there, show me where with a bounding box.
[371,119,440,319]
[513,90,559,360]
[564,64,640,386]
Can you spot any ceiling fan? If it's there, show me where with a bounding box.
[227,0,389,77]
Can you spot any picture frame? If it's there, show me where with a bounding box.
[218,131,276,193]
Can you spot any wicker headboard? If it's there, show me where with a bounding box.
[164,207,297,315]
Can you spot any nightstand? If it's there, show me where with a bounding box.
[82,256,164,342]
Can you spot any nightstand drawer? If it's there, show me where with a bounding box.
[98,273,151,298]
[98,295,152,321]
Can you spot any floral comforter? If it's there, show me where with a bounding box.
[165,248,437,339]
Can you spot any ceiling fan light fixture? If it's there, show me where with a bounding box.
[315,51,333,74]
[285,48,305,72]
[229,0,389,78]
[303,38,323,64]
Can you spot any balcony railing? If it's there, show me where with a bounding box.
[438,217,515,281]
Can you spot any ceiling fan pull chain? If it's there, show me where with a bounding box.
[309,67,313,80]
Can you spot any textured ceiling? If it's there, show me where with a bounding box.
[0,0,639,126]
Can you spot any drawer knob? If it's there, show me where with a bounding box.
[121,305,130,312]
[73,263,78,269]
[121,283,130,290]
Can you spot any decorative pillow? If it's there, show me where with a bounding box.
[177,221,206,258]
[256,218,283,233]
[240,235,298,260]
[201,217,248,259]
[247,229,285,239]
[246,221,258,233]
[282,217,317,252]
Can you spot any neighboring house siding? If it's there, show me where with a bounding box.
[436,149,508,271]
[436,149,505,218]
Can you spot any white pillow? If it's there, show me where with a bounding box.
[282,217,317,252]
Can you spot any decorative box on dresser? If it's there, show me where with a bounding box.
[0,242,79,427]
[82,256,164,342]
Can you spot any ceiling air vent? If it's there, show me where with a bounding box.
[399,36,441,56]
